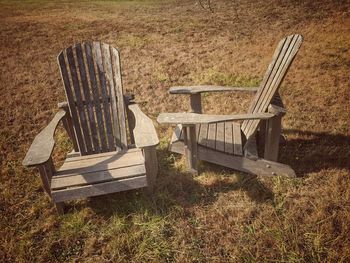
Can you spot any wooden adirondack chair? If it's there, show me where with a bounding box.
[157,34,303,177]
[23,42,159,213]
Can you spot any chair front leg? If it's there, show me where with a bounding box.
[264,115,282,161]
[183,125,199,175]
[143,146,158,193]
[36,157,64,214]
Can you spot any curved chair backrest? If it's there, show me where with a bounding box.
[58,42,127,155]
[241,34,303,142]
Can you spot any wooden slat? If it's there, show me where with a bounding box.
[57,150,144,176]
[242,35,302,140]
[101,43,122,151]
[207,123,216,149]
[66,47,93,154]
[84,42,107,152]
[157,112,274,125]
[216,122,225,152]
[111,47,128,149]
[169,86,259,94]
[75,43,100,152]
[224,122,233,154]
[93,42,115,151]
[198,124,208,146]
[233,123,243,156]
[65,148,140,163]
[58,52,85,154]
[52,175,147,203]
[241,36,288,132]
[52,164,146,190]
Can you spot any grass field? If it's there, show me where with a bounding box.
[1,0,350,262]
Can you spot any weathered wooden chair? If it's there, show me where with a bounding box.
[158,34,303,177]
[23,42,159,213]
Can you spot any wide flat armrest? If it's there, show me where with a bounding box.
[157,112,274,125]
[23,109,67,167]
[128,104,159,148]
[169,85,259,95]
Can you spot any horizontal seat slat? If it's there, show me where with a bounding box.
[51,164,146,190]
[52,175,147,203]
[57,149,144,176]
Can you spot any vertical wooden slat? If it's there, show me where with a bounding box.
[224,122,233,154]
[93,42,115,151]
[207,123,216,149]
[84,42,107,152]
[58,52,85,154]
[111,47,128,149]
[101,43,122,151]
[66,47,93,154]
[76,43,99,153]
[233,123,243,156]
[198,124,208,146]
[242,34,303,141]
[216,122,225,152]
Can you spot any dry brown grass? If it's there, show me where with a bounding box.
[1,0,350,262]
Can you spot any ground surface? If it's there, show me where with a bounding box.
[1,0,350,262]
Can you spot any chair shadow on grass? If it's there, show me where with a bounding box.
[68,129,350,216]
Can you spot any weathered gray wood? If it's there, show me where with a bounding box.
[93,42,114,151]
[169,86,259,95]
[66,47,93,154]
[52,175,147,203]
[143,146,158,192]
[76,43,99,152]
[58,102,79,152]
[157,112,275,125]
[216,122,225,152]
[111,47,128,149]
[52,164,146,190]
[23,110,66,167]
[171,124,183,143]
[190,93,202,113]
[101,43,121,151]
[233,123,243,156]
[207,123,216,150]
[128,104,159,148]
[264,115,282,161]
[57,149,144,176]
[37,165,51,196]
[198,146,295,177]
[58,52,86,154]
[198,124,209,146]
[186,125,198,174]
[84,42,107,152]
[242,34,303,140]
[224,122,234,154]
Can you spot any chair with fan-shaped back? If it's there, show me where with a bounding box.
[23,42,159,214]
[158,34,303,177]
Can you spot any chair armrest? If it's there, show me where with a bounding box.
[169,85,259,95]
[157,112,275,125]
[128,104,159,148]
[23,109,67,167]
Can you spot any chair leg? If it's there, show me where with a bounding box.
[264,115,282,161]
[183,126,198,175]
[144,146,158,193]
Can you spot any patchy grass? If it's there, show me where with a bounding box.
[1,0,350,262]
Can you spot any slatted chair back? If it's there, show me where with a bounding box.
[241,34,303,143]
[58,42,128,155]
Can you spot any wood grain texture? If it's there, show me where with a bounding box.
[23,110,66,166]
[169,86,259,94]
[52,175,147,203]
[157,112,274,125]
[128,104,159,148]
[242,34,303,140]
